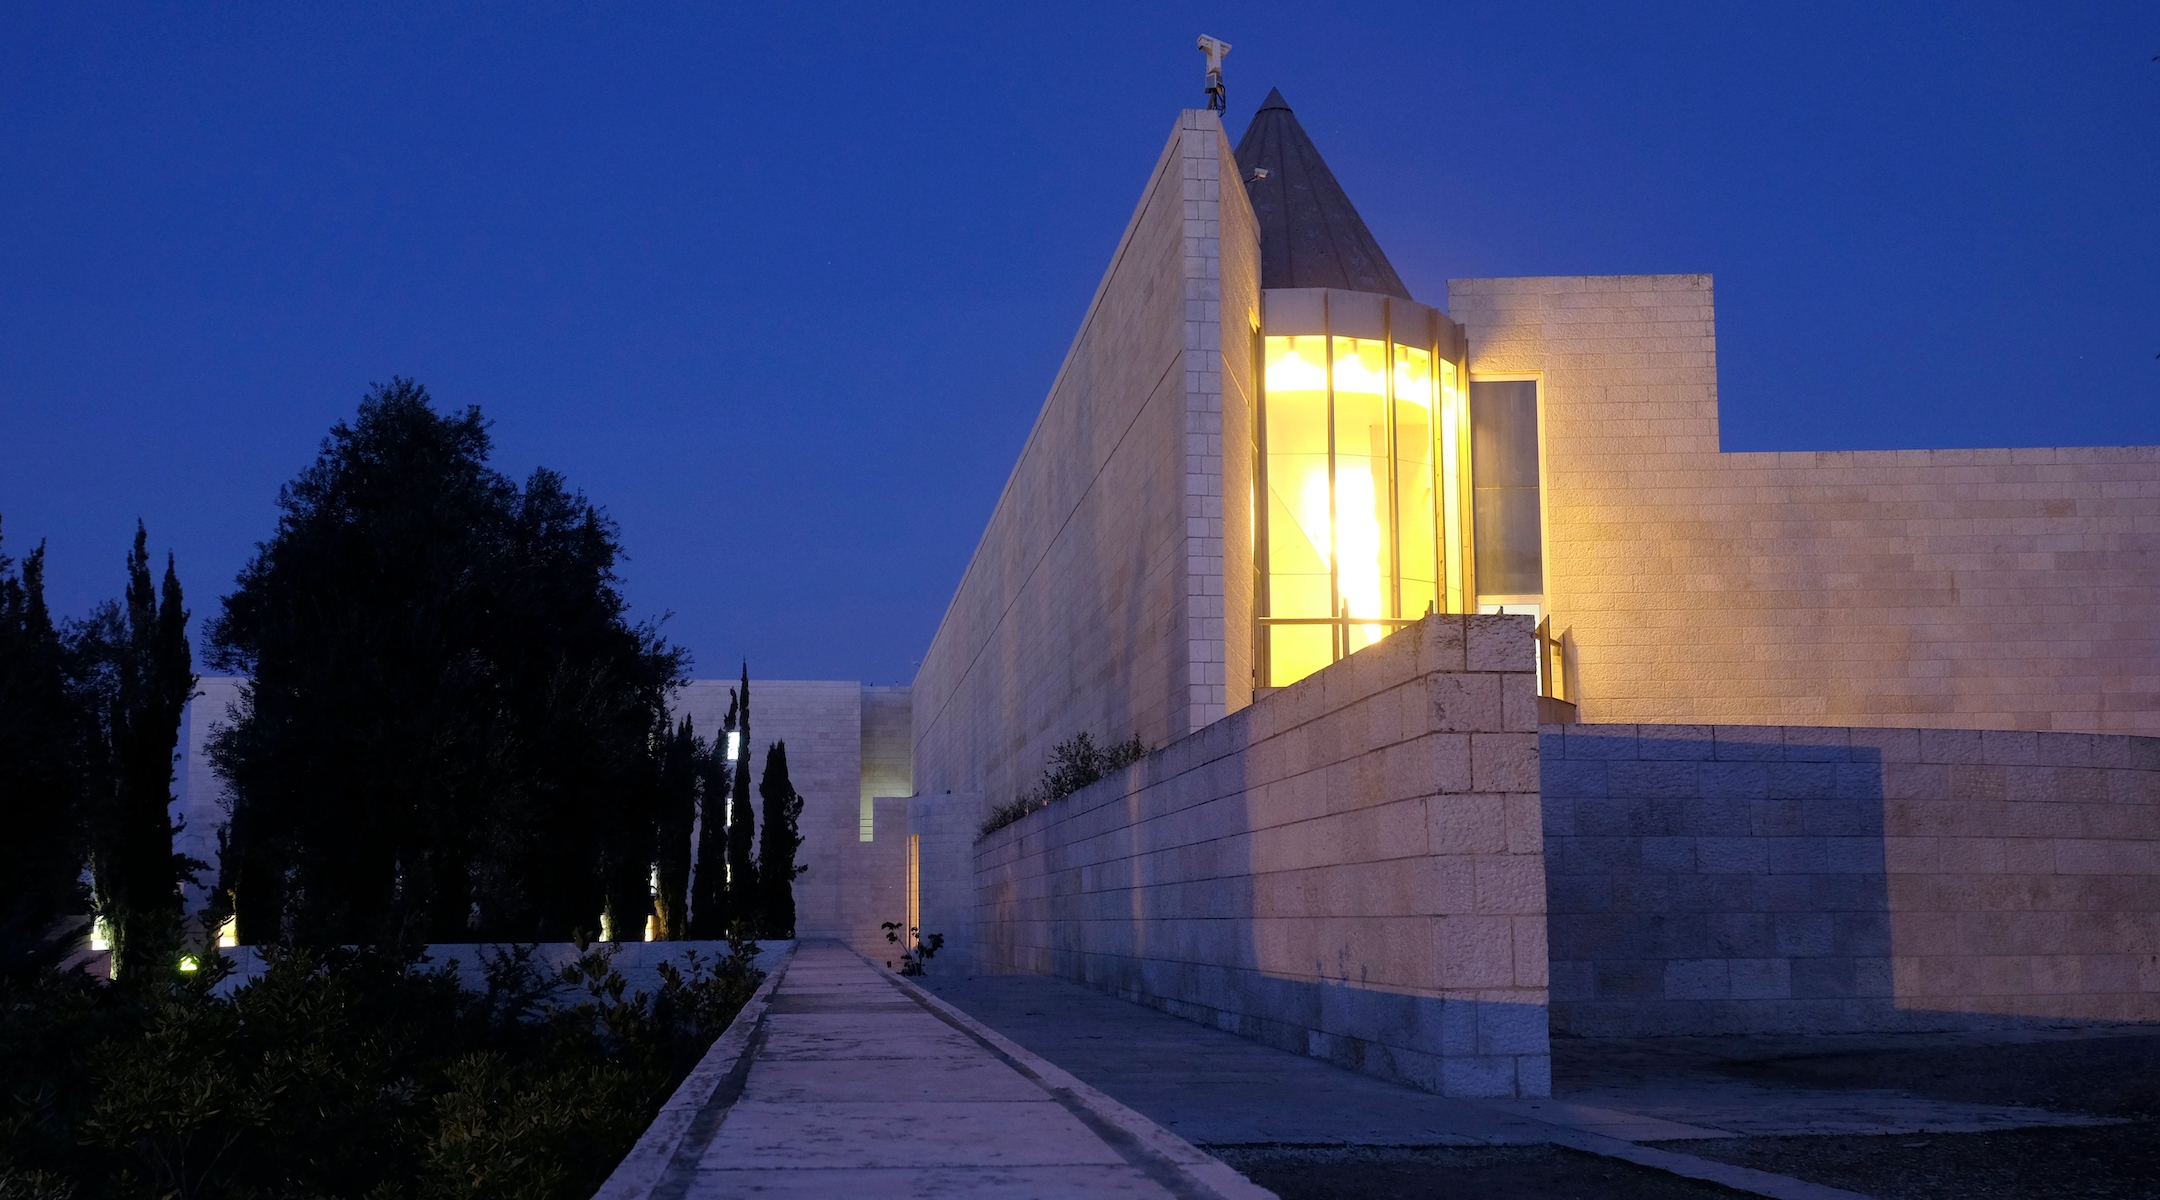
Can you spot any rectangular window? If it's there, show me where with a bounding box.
[1470,379,1543,598]
[1263,336,1334,686]
[1331,336,1391,653]
[1392,345,1438,619]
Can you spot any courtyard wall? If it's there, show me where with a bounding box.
[912,108,1260,819]
[1544,722,2160,1036]
[1450,272,2160,736]
[973,615,1551,1098]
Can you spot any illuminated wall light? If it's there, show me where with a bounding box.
[726,731,741,762]
[90,918,111,952]
[178,954,201,973]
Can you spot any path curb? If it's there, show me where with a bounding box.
[878,954,1279,1200]
[1546,1129,1874,1200]
[591,942,797,1200]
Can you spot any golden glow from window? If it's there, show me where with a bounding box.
[1332,337,1389,651]
[1438,357,1465,612]
[1395,345,1438,618]
[1262,333,1457,688]
[1263,336,1334,685]
[217,916,239,948]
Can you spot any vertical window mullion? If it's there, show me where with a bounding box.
[1324,307,1340,665]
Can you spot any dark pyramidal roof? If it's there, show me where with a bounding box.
[1233,88,1413,302]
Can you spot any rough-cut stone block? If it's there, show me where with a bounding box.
[1429,673,1503,733]
[1471,733,1540,793]
[1466,614,1533,673]
[1664,959,1729,1000]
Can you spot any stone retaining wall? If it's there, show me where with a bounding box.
[973,615,1551,1097]
[1543,724,2160,1036]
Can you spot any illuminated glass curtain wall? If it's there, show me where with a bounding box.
[1257,292,1467,688]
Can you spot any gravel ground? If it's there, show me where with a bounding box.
[1704,1032,2160,1118]
[1635,1030,2160,1199]
[1208,1145,1753,1200]
[1659,1122,2160,1200]
[1219,1033,2160,1198]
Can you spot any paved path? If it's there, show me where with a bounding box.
[918,974,2112,1144]
[603,946,2095,1200]
[602,942,1272,1199]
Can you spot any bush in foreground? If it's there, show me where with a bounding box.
[0,940,762,1200]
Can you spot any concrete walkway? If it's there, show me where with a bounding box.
[914,974,2143,1200]
[918,975,2112,1145]
[599,946,2128,1199]
[598,942,1272,1199]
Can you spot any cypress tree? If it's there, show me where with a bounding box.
[687,691,734,937]
[756,740,805,938]
[0,524,85,976]
[724,663,758,932]
[652,714,700,939]
[77,525,197,978]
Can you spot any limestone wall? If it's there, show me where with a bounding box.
[974,615,1551,1098]
[674,680,857,940]
[1544,722,2160,1036]
[178,678,246,913]
[912,109,1261,820]
[907,792,982,976]
[860,685,913,838]
[1449,273,2160,735]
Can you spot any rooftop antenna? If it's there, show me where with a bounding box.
[1197,35,1231,112]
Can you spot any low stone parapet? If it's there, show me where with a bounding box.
[973,614,1551,1098]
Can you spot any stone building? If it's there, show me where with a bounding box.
[174,86,2159,1099]
[902,90,2160,1097]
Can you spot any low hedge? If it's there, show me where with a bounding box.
[0,939,763,1200]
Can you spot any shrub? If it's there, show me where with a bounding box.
[978,731,1150,839]
[0,938,763,1200]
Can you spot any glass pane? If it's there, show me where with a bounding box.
[1392,344,1437,617]
[1470,380,1543,597]
[1439,357,1464,612]
[1264,336,1331,618]
[1267,624,1333,689]
[1332,336,1391,632]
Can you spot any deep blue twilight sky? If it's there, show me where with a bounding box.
[3,3,2155,684]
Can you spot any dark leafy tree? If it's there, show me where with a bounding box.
[68,524,197,979]
[207,379,683,949]
[0,522,85,976]
[724,664,758,932]
[756,741,805,938]
[482,466,682,943]
[652,715,703,940]
[687,692,735,938]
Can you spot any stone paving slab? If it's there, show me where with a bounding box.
[920,973,2156,1199]
[919,973,2114,1144]
[597,941,1276,1200]
[679,1164,1185,1198]
[1560,1077,2114,1139]
[739,1057,1047,1104]
[1557,1032,2131,1138]
[701,1100,1128,1168]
